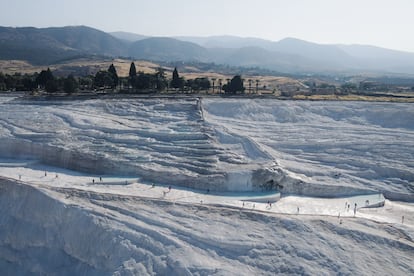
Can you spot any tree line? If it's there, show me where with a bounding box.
[126,62,245,94]
[0,68,86,94]
[0,62,248,95]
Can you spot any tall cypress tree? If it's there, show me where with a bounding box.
[129,62,137,78]
[108,64,118,89]
[128,62,137,88]
[170,67,183,89]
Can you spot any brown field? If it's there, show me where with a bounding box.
[0,60,39,75]
[0,59,163,76]
[293,94,414,103]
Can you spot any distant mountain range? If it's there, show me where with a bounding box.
[1,25,414,75]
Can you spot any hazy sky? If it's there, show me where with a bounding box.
[2,0,414,52]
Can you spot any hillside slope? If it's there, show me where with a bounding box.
[0,26,127,64]
[129,37,209,62]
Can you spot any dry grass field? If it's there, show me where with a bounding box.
[0,58,300,91]
[293,94,414,103]
[0,58,303,95]
[0,60,39,75]
[0,59,163,76]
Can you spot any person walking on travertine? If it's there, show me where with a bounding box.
[354,203,357,216]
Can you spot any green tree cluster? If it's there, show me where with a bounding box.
[186,78,211,92]
[63,75,78,94]
[36,68,54,88]
[223,75,245,94]
[38,69,79,93]
[126,65,213,93]
[94,64,118,89]
[0,72,37,91]
[0,64,246,96]
[0,68,82,93]
[127,63,167,92]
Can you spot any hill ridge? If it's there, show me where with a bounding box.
[2,25,414,74]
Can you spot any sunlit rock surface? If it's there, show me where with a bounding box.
[0,96,413,197]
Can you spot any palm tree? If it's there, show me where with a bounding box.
[218,79,223,93]
[211,78,216,94]
[256,79,260,94]
[225,78,231,94]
